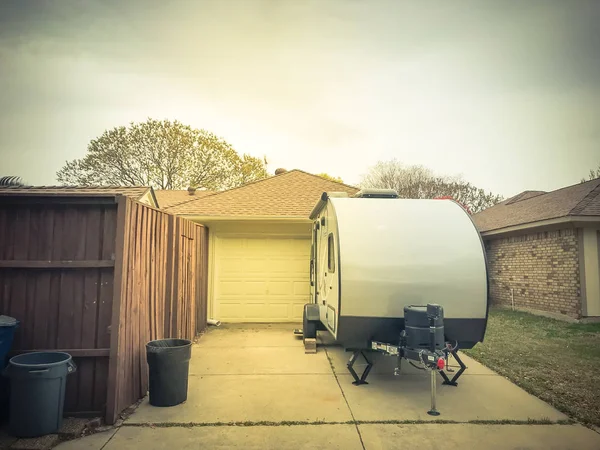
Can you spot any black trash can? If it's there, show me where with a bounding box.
[146,339,192,407]
[4,352,76,437]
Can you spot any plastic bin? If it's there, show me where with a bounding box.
[0,315,18,421]
[146,339,192,407]
[4,352,76,437]
[0,316,19,367]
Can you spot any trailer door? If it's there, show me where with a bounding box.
[316,210,339,334]
[310,222,318,304]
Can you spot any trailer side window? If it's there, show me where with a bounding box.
[327,233,335,273]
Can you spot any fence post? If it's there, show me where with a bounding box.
[105,196,130,425]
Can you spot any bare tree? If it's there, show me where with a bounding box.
[581,163,600,182]
[361,160,503,214]
[57,118,268,190]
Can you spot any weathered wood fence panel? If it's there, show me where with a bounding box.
[0,194,208,423]
[106,198,207,424]
[0,203,116,416]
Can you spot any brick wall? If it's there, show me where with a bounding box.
[485,228,581,318]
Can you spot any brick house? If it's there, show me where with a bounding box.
[472,178,600,320]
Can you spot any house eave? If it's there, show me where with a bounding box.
[480,215,600,238]
[145,187,159,208]
[180,215,313,224]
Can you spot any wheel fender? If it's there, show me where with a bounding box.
[304,303,320,322]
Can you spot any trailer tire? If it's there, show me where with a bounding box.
[303,307,317,340]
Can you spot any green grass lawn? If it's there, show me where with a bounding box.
[463,307,600,427]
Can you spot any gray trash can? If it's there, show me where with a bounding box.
[4,352,76,437]
[0,315,19,421]
[0,316,19,366]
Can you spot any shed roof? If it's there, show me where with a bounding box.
[472,178,600,233]
[155,189,215,210]
[0,185,153,199]
[169,170,359,218]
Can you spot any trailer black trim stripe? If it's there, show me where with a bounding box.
[465,206,491,342]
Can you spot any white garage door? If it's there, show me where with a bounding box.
[214,235,311,322]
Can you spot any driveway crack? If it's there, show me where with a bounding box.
[100,428,121,450]
[324,347,366,450]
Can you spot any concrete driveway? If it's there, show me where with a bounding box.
[68,324,600,449]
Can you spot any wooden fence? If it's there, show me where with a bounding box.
[0,194,208,423]
[106,197,208,423]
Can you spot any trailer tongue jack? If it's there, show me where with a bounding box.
[346,304,467,416]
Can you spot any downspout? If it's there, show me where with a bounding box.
[511,288,515,311]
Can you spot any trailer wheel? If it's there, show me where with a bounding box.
[303,307,317,340]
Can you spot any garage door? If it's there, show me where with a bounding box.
[214,235,311,322]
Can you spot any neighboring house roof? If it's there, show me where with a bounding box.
[473,178,600,233]
[504,190,547,204]
[154,189,215,210]
[170,170,359,218]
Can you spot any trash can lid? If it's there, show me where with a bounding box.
[0,315,18,327]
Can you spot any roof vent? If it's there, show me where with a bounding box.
[0,176,26,187]
[353,189,398,199]
[187,186,197,195]
[505,190,546,205]
[274,168,287,175]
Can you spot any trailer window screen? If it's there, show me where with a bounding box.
[328,233,335,272]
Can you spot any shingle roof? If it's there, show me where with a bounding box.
[472,178,600,233]
[154,189,215,210]
[170,170,359,218]
[0,185,152,199]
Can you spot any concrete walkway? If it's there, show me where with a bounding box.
[60,324,600,449]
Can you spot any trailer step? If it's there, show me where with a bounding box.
[304,338,317,354]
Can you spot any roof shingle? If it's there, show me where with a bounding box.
[170,170,359,218]
[472,178,600,232]
[154,189,215,209]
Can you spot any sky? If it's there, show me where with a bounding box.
[0,0,599,198]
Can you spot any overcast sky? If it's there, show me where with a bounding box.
[1,0,599,197]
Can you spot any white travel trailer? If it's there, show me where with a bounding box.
[304,189,489,352]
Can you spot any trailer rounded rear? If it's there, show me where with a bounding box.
[309,191,488,350]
